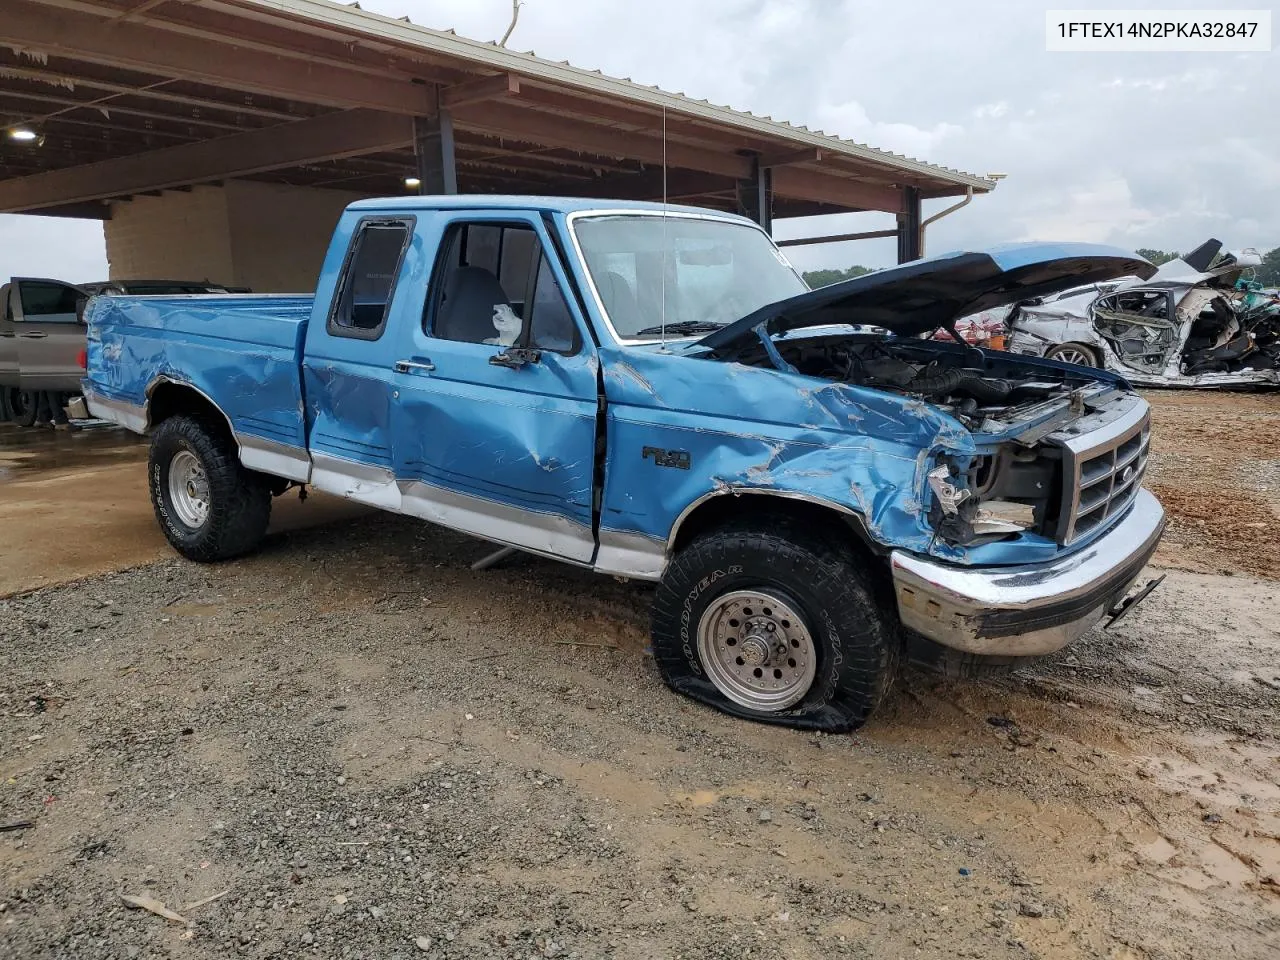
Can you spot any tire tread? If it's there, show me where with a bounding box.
[149,414,271,562]
[651,514,897,732]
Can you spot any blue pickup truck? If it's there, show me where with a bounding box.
[81,196,1166,731]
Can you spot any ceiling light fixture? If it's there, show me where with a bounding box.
[403,176,421,189]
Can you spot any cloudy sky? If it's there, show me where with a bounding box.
[2,0,1276,281]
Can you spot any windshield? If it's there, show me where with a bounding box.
[573,214,807,340]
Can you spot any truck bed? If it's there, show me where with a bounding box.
[85,294,313,450]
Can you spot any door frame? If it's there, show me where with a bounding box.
[391,209,604,564]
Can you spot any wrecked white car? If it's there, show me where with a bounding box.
[1006,240,1280,388]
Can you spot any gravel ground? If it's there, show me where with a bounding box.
[1142,389,1280,580]
[3,513,1279,960]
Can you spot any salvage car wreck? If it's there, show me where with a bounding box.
[1006,240,1280,387]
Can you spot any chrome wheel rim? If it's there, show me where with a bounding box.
[696,589,817,712]
[168,450,210,528]
[1054,347,1093,366]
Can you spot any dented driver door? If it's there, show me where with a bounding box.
[389,211,600,563]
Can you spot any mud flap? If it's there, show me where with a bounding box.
[1104,574,1165,630]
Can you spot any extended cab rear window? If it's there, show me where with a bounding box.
[328,218,413,340]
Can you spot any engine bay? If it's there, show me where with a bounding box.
[766,335,1096,429]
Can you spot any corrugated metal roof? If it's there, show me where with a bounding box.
[243,0,993,192]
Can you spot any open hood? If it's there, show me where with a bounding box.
[698,242,1156,353]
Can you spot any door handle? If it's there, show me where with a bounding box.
[394,359,435,373]
[17,331,48,339]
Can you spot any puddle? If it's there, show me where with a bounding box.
[0,422,145,481]
[1124,823,1266,889]
[1135,748,1280,806]
[1119,729,1280,822]
[1127,826,1178,865]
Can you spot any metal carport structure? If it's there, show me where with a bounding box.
[0,0,994,271]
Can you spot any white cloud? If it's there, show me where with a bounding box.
[0,214,106,282]
[1011,175,1161,243]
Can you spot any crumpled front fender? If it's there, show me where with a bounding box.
[594,347,979,576]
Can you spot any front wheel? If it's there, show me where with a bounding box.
[650,518,897,732]
[1045,342,1100,367]
[149,414,271,562]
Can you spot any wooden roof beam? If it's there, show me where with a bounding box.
[452,101,753,180]
[0,108,413,211]
[5,0,433,113]
[0,89,263,134]
[770,166,904,214]
[441,73,522,110]
[759,147,824,168]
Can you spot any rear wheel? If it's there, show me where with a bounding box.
[7,388,38,427]
[149,414,271,561]
[1046,343,1100,367]
[651,517,897,732]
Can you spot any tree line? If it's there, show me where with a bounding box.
[804,247,1280,288]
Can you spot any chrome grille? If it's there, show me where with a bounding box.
[1056,400,1151,544]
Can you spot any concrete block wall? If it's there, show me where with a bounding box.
[224,181,370,293]
[103,186,235,286]
[104,180,374,293]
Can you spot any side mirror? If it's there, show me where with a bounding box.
[489,347,542,369]
[75,296,89,324]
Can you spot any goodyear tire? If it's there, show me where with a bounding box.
[651,517,897,732]
[149,414,271,562]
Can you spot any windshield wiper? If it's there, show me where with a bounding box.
[632,320,724,337]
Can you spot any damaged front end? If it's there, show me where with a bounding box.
[687,242,1167,565]
[718,328,1145,558]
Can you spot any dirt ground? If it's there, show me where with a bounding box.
[2,394,1278,960]
[1143,390,1280,581]
[0,422,368,597]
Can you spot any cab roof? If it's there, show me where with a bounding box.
[348,194,755,222]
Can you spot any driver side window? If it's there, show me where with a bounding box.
[17,280,82,324]
[424,221,579,354]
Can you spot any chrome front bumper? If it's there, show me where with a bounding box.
[891,489,1165,656]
